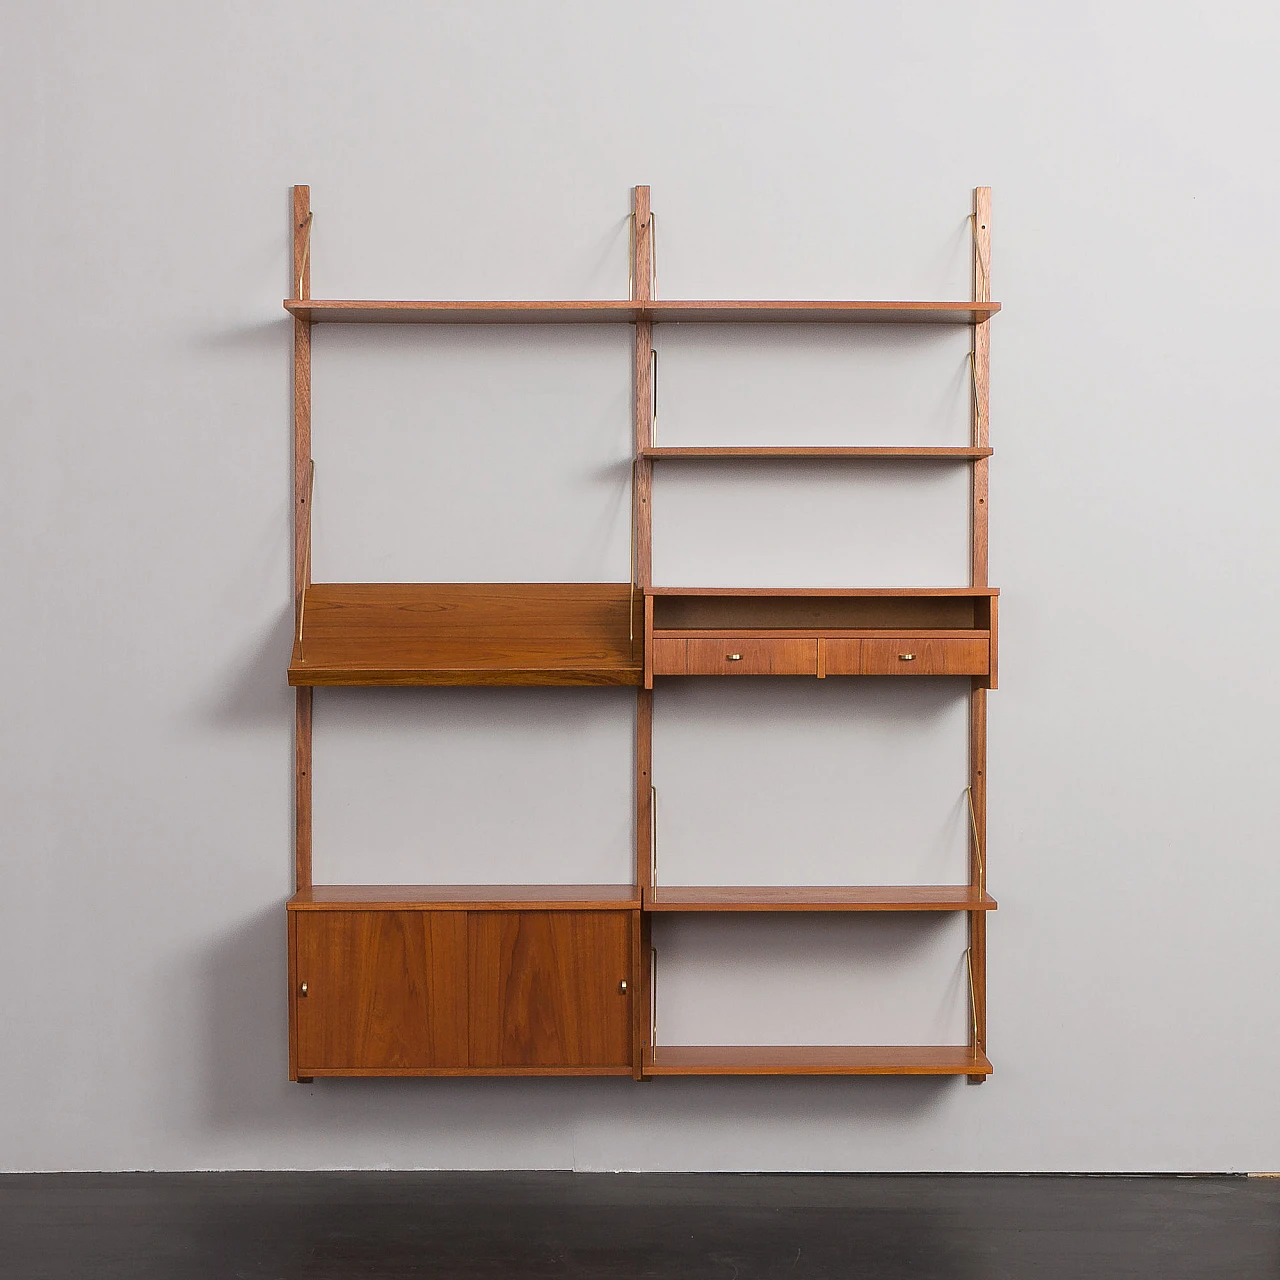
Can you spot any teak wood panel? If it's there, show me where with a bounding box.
[833,637,990,676]
[643,886,997,912]
[468,912,631,1069]
[642,447,994,459]
[289,583,642,686]
[647,587,999,597]
[284,299,1001,325]
[294,911,468,1072]
[289,885,640,911]
[651,638,687,675]
[683,638,817,675]
[644,1045,993,1076]
[653,596,982,631]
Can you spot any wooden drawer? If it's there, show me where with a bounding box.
[855,636,989,676]
[683,638,817,676]
[651,638,690,675]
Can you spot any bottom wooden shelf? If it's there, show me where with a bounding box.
[643,1045,991,1076]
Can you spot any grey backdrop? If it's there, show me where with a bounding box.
[3,1,1278,1172]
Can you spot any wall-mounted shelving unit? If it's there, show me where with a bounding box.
[284,183,1000,1083]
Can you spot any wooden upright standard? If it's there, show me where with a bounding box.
[968,188,992,1082]
[283,184,1000,1082]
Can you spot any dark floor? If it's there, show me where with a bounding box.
[1,1172,1278,1280]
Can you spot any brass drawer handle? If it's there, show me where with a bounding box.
[727,653,742,661]
[898,653,915,661]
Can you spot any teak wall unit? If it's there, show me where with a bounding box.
[285,184,1000,1083]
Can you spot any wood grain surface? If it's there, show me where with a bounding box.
[854,637,989,676]
[289,885,640,911]
[468,912,631,1068]
[643,446,994,459]
[653,595,983,631]
[647,587,999,597]
[294,911,468,1072]
[288,583,643,686]
[684,638,817,675]
[643,886,998,912]
[283,299,1001,325]
[292,186,313,894]
[644,1045,993,1076]
[284,300,642,324]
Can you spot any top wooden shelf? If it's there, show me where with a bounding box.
[284,300,1000,325]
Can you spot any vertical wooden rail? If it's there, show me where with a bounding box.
[293,185,313,896]
[968,689,988,1081]
[971,187,991,586]
[968,187,991,1082]
[632,185,655,1079]
[634,687,653,1080]
[633,184,653,583]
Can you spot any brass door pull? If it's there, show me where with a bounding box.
[299,982,308,996]
[619,980,628,994]
[727,654,742,661]
[898,654,915,661]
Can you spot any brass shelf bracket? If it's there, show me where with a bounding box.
[650,347,658,446]
[649,210,658,300]
[649,784,658,885]
[965,784,986,897]
[965,946,980,1059]
[296,459,315,657]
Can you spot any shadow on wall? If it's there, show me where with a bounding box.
[195,904,960,1161]
[205,601,295,731]
[196,909,640,1155]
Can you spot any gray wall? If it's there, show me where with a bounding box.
[3,1,1278,1172]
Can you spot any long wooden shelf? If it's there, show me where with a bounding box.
[644,886,996,912]
[285,299,1000,325]
[646,586,999,597]
[290,885,640,911]
[644,1045,992,1076]
[647,301,1000,324]
[285,300,642,324]
[288,583,642,686]
[643,446,993,459]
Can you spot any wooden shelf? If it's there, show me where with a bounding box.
[285,299,1000,326]
[644,1045,992,1076]
[646,301,1000,324]
[644,886,996,912]
[650,586,998,596]
[285,300,642,324]
[643,447,993,459]
[290,885,640,911]
[288,583,642,686]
